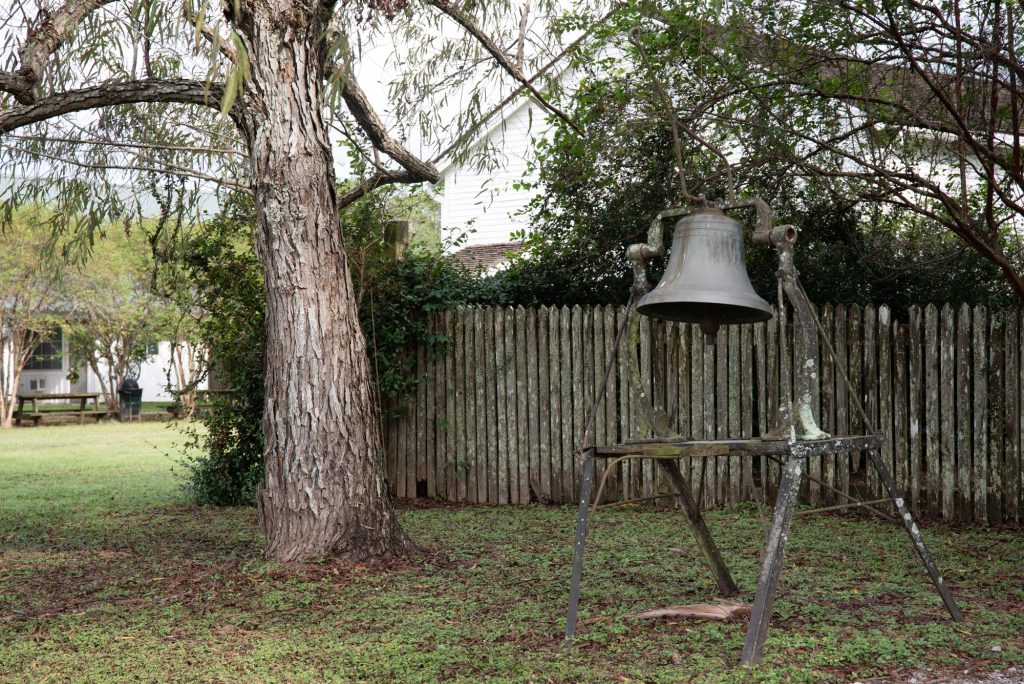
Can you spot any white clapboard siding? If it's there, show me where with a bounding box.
[440,99,547,249]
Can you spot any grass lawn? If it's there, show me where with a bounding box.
[1,424,1022,683]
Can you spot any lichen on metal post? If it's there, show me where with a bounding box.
[565,447,596,641]
[741,451,806,664]
[771,225,829,441]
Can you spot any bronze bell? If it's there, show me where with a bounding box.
[637,207,773,342]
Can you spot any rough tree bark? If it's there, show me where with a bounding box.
[237,3,413,562]
[0,0,446,562]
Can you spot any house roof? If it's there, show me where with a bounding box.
[449,242,525,272]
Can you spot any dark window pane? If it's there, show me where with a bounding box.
[25,329,62,371]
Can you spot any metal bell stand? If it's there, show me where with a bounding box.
[563,200,962,665]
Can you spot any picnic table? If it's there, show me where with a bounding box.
[15,392,107,426]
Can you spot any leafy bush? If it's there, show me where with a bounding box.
[341,186,479,404]
[172,188,476,505]
[173,198,265,506]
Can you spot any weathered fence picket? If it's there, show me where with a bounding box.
[973,306,988,522]
[957,304,972,520]
[908,306,923,511]
[939,305,955,520]
[864,306,878,501]
[381,304,1024,523]
[925,304,940,517]
[1006,311,1020,523]
[820,306,835,504]
[878,305,893,503]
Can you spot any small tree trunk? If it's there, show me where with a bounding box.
[172,343,196,414]
[0,365,20,429]
[88,356,111,409]
[0,337,13,428]
[240,6,412,563]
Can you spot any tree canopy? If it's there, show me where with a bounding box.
[0,0,602,562]
[488,0,1023,308]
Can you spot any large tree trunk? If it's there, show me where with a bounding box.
[239,4,412,562]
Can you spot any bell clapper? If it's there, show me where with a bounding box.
[700,319,719,345]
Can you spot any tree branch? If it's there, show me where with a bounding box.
[182,1,238,63]
[2,143,250,193]
[425,0,581,133]
[340,70,439,183]
[429,3,621,165]
[0,79,225,133]
[7,132,245,157]
[0,0,119,104]
[336,169,423,208]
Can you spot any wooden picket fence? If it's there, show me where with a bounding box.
[382,303,1024,524]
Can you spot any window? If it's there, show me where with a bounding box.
[25,329,62,371]
[146,342,160,357]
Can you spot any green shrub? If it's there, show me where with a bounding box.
[172,188,476,506]
[173,198,265,506]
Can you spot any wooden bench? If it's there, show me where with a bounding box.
[15,392,106,426]
[14,410,109,426]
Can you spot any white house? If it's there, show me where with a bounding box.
[15,328,206,402]
[437,96,551,269]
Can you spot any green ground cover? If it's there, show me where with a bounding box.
[1,423,1022,683]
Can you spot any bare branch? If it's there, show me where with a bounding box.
[516,0,531,71]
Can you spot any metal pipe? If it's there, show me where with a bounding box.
[764,453,897,523]
[793,498,892,517]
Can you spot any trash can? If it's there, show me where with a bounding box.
[118,379,143,421]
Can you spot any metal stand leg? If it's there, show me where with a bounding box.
[565,449,596,640]
[867,448,963,621]
[657,460,738,595]
[741,454,805,665]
